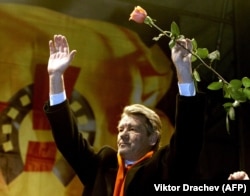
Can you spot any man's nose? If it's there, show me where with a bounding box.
[120,130,129,140]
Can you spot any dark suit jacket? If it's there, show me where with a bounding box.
[44,93,207,196]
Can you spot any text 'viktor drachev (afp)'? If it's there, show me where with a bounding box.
[153,183,248,194]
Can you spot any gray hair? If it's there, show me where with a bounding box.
[121,104,162,150]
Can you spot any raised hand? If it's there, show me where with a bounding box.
[171,39,193,83]
[48,34,76,76]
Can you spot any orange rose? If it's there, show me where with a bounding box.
[129,6,147,24]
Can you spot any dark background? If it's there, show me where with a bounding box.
[1,0,249,179]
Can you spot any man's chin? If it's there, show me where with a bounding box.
[118,149,129,157]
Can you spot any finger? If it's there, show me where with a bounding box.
[49,40,56,55]
[175,40,190,57]
[62,36,69,54]
[172,40,184,54]
[176,39,186,47]
[58,35,64,52]
[54,34,62,52]
[186,39,193,51]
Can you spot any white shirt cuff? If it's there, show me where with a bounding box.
[178,82,196,96]
[50,91,66,106]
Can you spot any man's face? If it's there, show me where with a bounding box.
[117,114,155,161]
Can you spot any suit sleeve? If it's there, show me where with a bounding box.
[43,100,98,185]
[168,92,207,180]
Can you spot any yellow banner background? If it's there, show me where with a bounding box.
[0,4,174,195]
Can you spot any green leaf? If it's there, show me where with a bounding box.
[242,77,250,88]
[226,107,235,134]
[223,102,233,109]
[207,50,220,61]
[168,39,175,49]
[243,88,250,100]
[177,34,185,40]
[225,106,235,134]
[207,81,223,90]
[170,21,180,38]
[229,79,242,89]
[196,48,209,59]
[225,114,230,134]
[193,69,201,82]
[228,106,235,120]
[191,55,197,62]
[191,38,198,51]
[223,84,231,99]
[228,87,247,102]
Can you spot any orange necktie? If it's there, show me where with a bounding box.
[113,151,154,196]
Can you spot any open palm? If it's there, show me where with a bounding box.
[48,34,76,75]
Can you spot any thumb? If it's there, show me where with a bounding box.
[69,50,77,61]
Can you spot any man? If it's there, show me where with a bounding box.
[44,34,207,195]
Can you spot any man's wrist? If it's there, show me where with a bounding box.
[178,82,196,96]
[49,91,66,106]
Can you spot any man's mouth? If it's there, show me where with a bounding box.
[119,143,129,147]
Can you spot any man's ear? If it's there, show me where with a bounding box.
[149,132,158,146]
